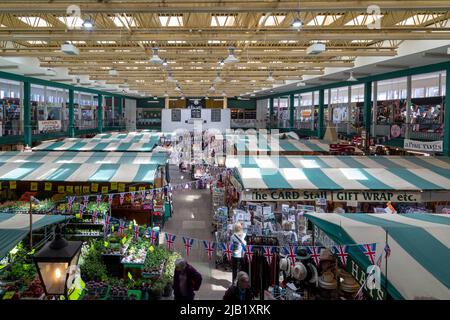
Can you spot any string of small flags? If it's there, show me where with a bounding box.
[101,216,386,268]
[66,169,232,211]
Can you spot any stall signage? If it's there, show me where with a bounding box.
[38,120,61,132]
[347,257,386,300]
[243,190,423,203]
[404,139,443,153]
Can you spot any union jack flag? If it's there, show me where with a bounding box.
[244,245,254,263]
[104,214,111,236]
[83,195,89,206]
[263,246,273,265]
[307,246,322,266]
[133,224,139,241]
[92,210,98,224]
[203,241,215,260]
[119,192,125,205]
[130,192,136,203]
[182,237,195,257]
[108,194,114,205]
[165,233,176,251]
[360,243,377,265]
[149,230,159,245]
[284,245,297,266]
[119,220,125,236]
[96,195,102,205]
[67,196,75,210]
[140,190,146,201]
[332,245,349,266]
[384,243,391,259]
[222,243,233,262]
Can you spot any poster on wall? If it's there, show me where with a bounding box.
[403,139,443,153]
[38,120,61,132]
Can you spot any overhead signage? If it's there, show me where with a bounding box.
[242,190,450,203]
[404,139,443,153]
[38,120,61,132]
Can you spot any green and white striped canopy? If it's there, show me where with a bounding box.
[231,134,329,154]
[305,213,450,300]
[33,135,160,152]
[226,155,450,191]
[93,131,161,140]
[0,213,70,259]
[0,151,168,183]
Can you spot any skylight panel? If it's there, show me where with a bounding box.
[396,14,440,26]
[159,15,183,27]
[111,14,137,27]
[345,14,383,26]
[211,15,235,27]
[58,16,84,28]
[259,14,286,26]
[307,15,342,26]
[18,16,51,27]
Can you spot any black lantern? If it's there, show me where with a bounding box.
[33,225,83,297]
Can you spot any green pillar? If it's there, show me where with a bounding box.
[289,94,295,128]
[269,97,274,130]
[117,97,123,129]
[318,89,324,138]
[443,67,450,156]
[363,82,372,134]
[68,89,75,137]
[97,94,103,133]
[23,81,32,146]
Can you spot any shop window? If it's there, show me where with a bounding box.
[191,108,201,119]
[0,78,22,136]
[412,71,445,98]
[211,109,221,122]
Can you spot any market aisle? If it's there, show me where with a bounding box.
[163,166,232,300]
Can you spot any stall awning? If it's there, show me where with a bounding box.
[226,155,450,191]
[33,136,160,152]
[0,213,70,259]
[0,151,168,166]
[304,213,450,300]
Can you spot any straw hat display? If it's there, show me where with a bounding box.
[338,270,360,293]
[319,248,335,262]
[280,257,291,274]
[292,262,308,281]
[319,271,338,290]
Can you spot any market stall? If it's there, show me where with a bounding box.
[304,213,450,300]
[226,155,450,213]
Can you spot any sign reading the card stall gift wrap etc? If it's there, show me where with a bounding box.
[241,189,450,203]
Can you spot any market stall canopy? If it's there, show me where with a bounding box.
[32,136,160,152]
[228,133,330,154]
[0,213,70,259]
[0,151,168,166]
[94,131,174,141]
[0,151,168,183]
[304,213,450,300]
[226,155,450,191]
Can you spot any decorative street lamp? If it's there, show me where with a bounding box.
[33,225,83,297]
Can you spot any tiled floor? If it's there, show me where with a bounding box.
[163,166,232,300]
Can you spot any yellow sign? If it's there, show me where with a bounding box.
[83,186,90,193]
[129,186,136,192]
[58,185,65,193]
[110,182,118,190]
[66,185,74,194]
[30,182,38,191]
[139,186,146,191]
[0,182,2,190]
[91,183,98,192]
[45,182,52,191]
[118,183,125,192]
[101,186,108,194]
[74,186,80,194]
[9,181,16,189]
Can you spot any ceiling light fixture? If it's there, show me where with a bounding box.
[149,47,163,64]
[213,72,224,83]
[164,91,169,97]
[224,47,239,64]
[267,71,275,82]
[82,18,94,29]
[208,85,216,92]
[347,71,357,82]
[296,81,306,87]
[218,59,225,66]
[175,84,181,91]
[222,91,227,97]
[292,17,303,29]
[162,59,168,67]
[167,72,175,82]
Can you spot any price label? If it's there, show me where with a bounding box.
[58,185,65,193]
[30,182,38,191]
[83,186,90,193]
[110,182,118,190]
[91,183,98,192]
[118,183,125,192]
[129,186,136,192]
[66,185,74,193]
[9,181,17,189]
[101,186,108,194]
[45,182,52,191]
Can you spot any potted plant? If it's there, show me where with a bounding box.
[161,275,173,298]
[149,279,165,300]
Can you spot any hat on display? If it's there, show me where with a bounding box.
[297,248,311,261]
[319,248,334,262]
[319,271,338,290]
[292,262,307,281]
[280,257,290,273]
[307,263,319,287]
[338,270,360,293]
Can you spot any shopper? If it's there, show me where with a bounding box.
[173,259,203,301]
[223,271,253,301]
[231,222,246,283]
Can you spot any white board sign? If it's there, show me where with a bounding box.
[38,120,61,132]
[404,139,443,153]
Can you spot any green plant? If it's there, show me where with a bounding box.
[163,251,182,280]
[79,240,108,282]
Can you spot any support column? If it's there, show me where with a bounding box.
[23,81,32,146]
[68,89,75,137]
[372,81,378,137]
[318,89,324,138]
[347,86,352,135]
[443,68,450,156]
[363,82,372,150]
[97,94,103,133]
[289,94,295,128]
[223,96,228,109]
[269,97,274,130]
[165,97,170,109]
[405,75,412,139]
[117,97,123,129]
